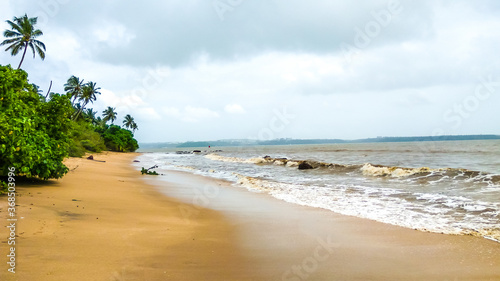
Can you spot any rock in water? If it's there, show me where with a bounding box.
[298,161,314,170]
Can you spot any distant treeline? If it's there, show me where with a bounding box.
[139,135,500,149]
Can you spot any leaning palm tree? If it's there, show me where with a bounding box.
[102,106,117,124]
[122,114,135,130]
[0,14,45,69]
[64,76,85,104]
[73,81,101,120]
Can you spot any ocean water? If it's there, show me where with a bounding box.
[137,140,500,242]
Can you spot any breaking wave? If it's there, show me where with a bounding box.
[205,154,500,186]
[233,173,500,242]
[138,146,500,243]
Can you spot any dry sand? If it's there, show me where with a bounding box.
[0,152,249,280]
[1,152,500,280]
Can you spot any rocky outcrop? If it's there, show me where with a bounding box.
[298,162,314,170]
[258,156,321,170]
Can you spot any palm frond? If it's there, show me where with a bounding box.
[5,20,23,34]
[3,29,21,38]
[28,16,37,26]
[32,29,43,38]
[1,38,20,46]
[35,44,45,60]
[28,42,36,58]
[6,42,23,55]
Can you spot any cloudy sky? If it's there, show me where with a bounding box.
[1,0,499,143]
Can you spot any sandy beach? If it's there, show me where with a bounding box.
[1,152,500,280]
[0,153,249,280]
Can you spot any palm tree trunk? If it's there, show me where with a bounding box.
[73,101,88,120]
[45,81,52,99]
[17,42,28,70]
[74,108,83,120]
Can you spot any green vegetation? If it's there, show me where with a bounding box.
[68,119,106,157]
[0,14,140,193]
[99,125,139,152]
[0,65,71,182]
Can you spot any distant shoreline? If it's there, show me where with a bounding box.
[140,134,500,149]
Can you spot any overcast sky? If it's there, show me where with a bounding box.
[1,0,499,143]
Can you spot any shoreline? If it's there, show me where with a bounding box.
[1,152,499,280]
[144,168,500,280]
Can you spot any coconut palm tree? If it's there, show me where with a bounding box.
[80,82,100,107]
[64,76,85,104]
[102,106,117,124]
[84,108,97,123]
[122,114,134,129]
[122,114,138,133]
[73,81,101,120]
[1,14,46,69]
[131,122,138,133]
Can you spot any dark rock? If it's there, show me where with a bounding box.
[87,155,94,160]
[133,160,140,162]
[298,162,314,170]
[192,150,202,153]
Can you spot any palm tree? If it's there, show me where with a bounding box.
[123,114,134,129]
[131,122,138,133]
[64,76,85,104]
[1,14,46,69]
[122,114,138,133]
[102,106,117,124]
[94,116,105,127]
[73,81,101,120]
[84,108,97,123]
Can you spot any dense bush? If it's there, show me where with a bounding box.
[100,125,139,152]
[0,65,71,179]
[68,120,106,157]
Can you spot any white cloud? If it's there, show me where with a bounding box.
[98,89,146,110]
[224,104,246,114]
[93,21,136,48]
[135,107,162,121]
[163,106,219,123]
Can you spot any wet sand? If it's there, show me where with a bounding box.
[1,152,500,280]
[144,169,500,281]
